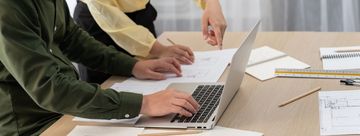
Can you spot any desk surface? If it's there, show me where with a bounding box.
[41,32,360,136]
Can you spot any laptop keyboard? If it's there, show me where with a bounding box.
[170,85,224,123]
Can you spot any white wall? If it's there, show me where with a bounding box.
[64,0,260,33]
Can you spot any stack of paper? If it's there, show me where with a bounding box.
[246,46,310,81]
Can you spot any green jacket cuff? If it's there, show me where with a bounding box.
[116,91,143,118]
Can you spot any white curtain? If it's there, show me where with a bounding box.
[150,0,261,34]
[65,0,360,32]
[261,0,360,31]
[151,0,360,32]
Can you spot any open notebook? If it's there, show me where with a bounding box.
[320,46,360,70]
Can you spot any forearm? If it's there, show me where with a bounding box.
[84,0,156,57]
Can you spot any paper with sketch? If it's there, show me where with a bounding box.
[319,90,360,135]
[111,49,236,94]
[142,126,263,136]
[73,116,140,124]
[67,126,144,136]
[246,56,310,81]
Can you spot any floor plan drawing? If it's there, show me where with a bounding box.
[319,90,360,135]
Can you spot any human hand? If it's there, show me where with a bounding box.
[132,57,182,80]
[150,41,195,64]
[140,89,200,117]
[202,0,227,49]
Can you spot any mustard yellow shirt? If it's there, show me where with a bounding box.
[81,0,206,57]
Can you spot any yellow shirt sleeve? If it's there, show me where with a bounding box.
[98,0,149,13]
[81,0,156,57]
[195,0,207,9]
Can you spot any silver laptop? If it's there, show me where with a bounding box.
[135,21,260,129]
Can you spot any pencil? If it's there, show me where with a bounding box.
[278,87,321,107]
[167,38,176,45]
[138,130,203,136]
[335,49,360,53]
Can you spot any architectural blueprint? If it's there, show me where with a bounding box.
[319,90,360,135]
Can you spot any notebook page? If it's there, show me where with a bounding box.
[322,57,360,70]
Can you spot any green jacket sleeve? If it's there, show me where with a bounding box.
[0,1,142,119]
[60,2,137,76]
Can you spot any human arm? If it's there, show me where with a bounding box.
[82,0,195,63]
[149,41,195,64]
[0,1,191,120]
[199,0,227,48]
[0,1,142,119]
[141,89,200,117]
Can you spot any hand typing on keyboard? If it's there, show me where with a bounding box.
[140,89,200,117]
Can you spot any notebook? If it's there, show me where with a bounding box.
[320,46,360,70]
[246,46,310,81]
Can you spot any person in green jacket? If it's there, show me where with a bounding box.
[0,0,199,135]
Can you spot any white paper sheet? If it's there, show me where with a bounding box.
[247,46,286,67]
[67,126,144,136]
[73,116,140,124]
[142,126,263,136]
[195,48,237,64]
[111,49,236,94]
[319,90,360,135]
[246,56,310,81]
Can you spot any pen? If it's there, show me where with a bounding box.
[166,38,194,64]
[138,130,203,136]
[278,87,321,107]
[166,38,176,45]
[335,49,360,53]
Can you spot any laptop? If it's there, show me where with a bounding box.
[135,21,260,129]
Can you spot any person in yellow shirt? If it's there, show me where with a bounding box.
[73,0,226,83]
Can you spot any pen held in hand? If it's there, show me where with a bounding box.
[166,38,194,64]
[166,38,176,45]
